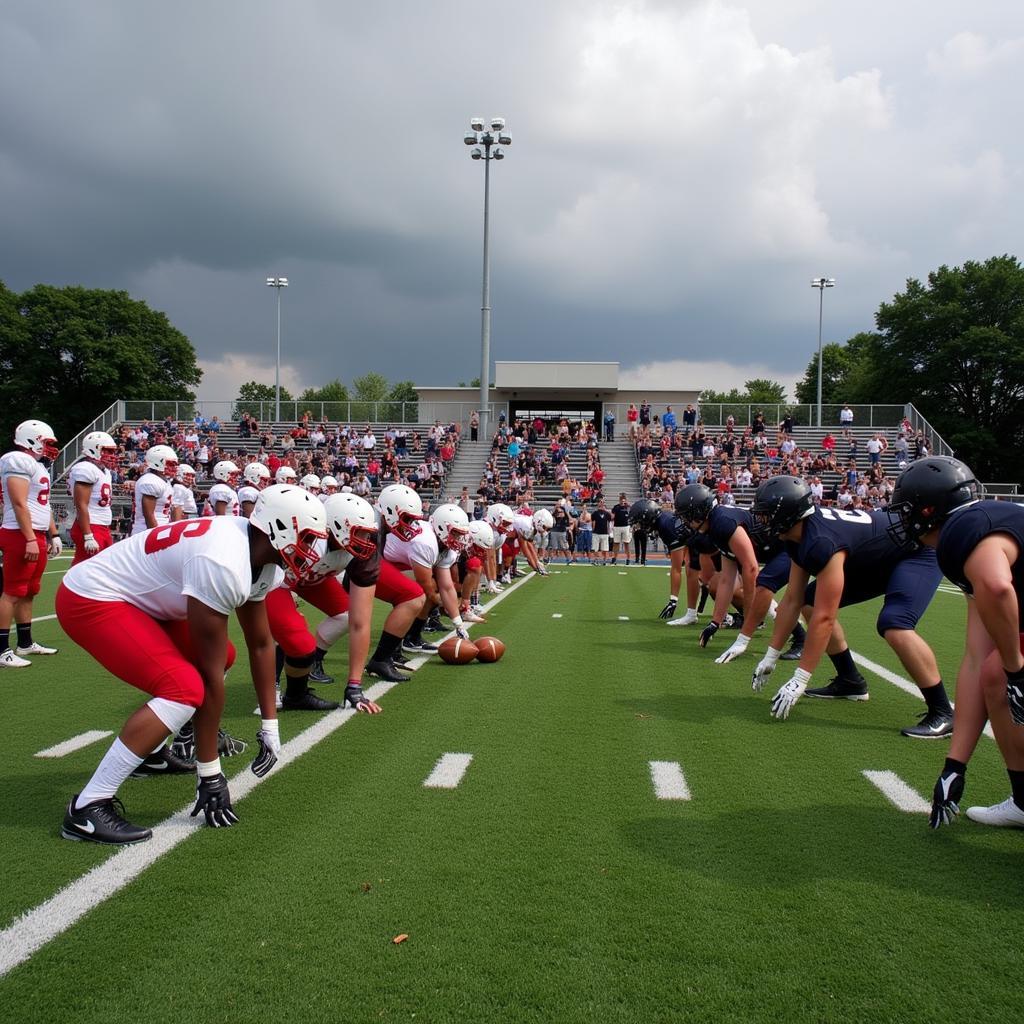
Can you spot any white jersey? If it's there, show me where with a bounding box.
[384,525,457,570]
[208,483,240,516]
[133,472,174,535]
[172,483,198,517]
[237,485,260,509]
[1,450,51,532]
[512,513,536,542]
[64,516,279,619]
[68,460,113,527]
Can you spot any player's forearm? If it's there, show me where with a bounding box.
[798,610,836,676]
[193,673,226,763]
[347,619,371,680]
[949,654,988,764]
[437,577,461,619]
[248,640,278,721]
[769,591,800,650]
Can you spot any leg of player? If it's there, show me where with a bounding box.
[342,583,383,711]
[800,604,870,702]
[265,587,340,712]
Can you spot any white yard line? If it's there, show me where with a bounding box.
[31,614,58,624]
[648,761,692,801]
[422,753,473,789]
[0,571,537,979]
[618,616,630,621]
[551,613,563,619]
[862,770,930,814]
[35,731,113,759]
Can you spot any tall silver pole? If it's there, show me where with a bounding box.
[479,148,492,439]
[275,286,282,423]
[816,283,824,429]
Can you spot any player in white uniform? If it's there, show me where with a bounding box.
[0,420,61,667]
[300,473,321,495]
[500,510,552,581]
[484,503,515,593]
[56,485,328,845]
[132,444,178,535]
[238,462,270,517]
[69,431,117,566]
[320,475,339,498]
[207,460,241,516]
[171,464,198,519]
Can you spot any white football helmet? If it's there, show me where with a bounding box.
[377,484,424,541]
[249,484,329,584]
[300,473,321,494]
[467,519,495,555]
[176,464,196,486]
[82,430,118,469]
[145,444,178,478]
[243,462,271,489]
[532,509,554,533]
[430,503,470,552]
[486,502,515,535]
[213,460,240,487]
[14,419,59,460]
[275,466,298,484]
[320,475,338,495]
[322,493,379,560]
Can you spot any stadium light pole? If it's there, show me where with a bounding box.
[811,277,835,428]
[464,116,511,439]
[266,276,289,422]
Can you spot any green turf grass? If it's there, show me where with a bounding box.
[0,564,1020,1023]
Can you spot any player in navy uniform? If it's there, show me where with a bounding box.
[749,475,951,737]
[673,484,806,662]
[889,457,1024,828]
[631,500,702,623]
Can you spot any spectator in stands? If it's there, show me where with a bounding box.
[603,409,616,442]
[309,424,326,448]
[469,411,479,442]
[866,432,885,465]
[627,403,639,438]
[662,406,677,435]
[576,505,593,563]
[591,498,613,564]
[683,404,697,430]
[611,493,632,565]
[779,411,795,439]
[208,416,221,434]
[639,401,651,429]
[839,403,854,428]
[280,434,296,455]
[751,411,766,436]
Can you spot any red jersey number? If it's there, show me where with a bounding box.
[144,518,214,554]
[37,477,50,506]
[98,483,112,508]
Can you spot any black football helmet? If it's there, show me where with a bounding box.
[751,475,815,540]
[674,484,716,525]
[629,499,661,530]
[888,457,980,545]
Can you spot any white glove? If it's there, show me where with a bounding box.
[454,625,470,641]
[537,566,550,577]
[48,535,62,557]
[751,646,782,692]
[770,669,812,720]
[83,533,100,554]
[715,634,751,665]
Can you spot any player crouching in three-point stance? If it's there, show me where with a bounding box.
[749,475,953,738]
[888,457,1024,829]
[56,485,327,845]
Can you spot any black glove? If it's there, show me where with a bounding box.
[930,759,966,829]
[658,597,678,620]
[1007,667,1024,727]
[344,683,382,714]
[250,730,279,778]
[170,722,195,761]
[217,729,247,757]
[190,773,239,828]
[699,621,719,648]
[697,584,710,613]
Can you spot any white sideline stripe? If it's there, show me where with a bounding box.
[852,651,995,741]
[423,752,473,789]
[618,571,628,575]
[862,770,930,814]
[32,614,58,624]
[551,613,563,619]
[649,761,691,801]
[0,570,537,978]
[618,615,630,621]
[34,731,113,759]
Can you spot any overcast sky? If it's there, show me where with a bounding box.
[2,1,1021,401]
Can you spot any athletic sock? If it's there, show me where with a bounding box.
[78,738,145,805]
[921,681,953,715]
[314,646,328,664]
[790,622,807,645]
[829,648,862,682]
[284,668,311,700]
[944,756,967,776]
[1008,769,1024,812]
[15,622,32,648]
[407,617,426,642]
[274,645,285,683]
[371,631,403,663]
[0,628,9,652]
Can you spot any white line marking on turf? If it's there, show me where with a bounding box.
[31,614,58,624]
[551,613,563,618]
[0,571,538,979]
[34,731,113,759]
[618,615,630,621]
[423,753,473,789]
[649,761,691,801]
[618,571,628,575]
[862,770,930,814]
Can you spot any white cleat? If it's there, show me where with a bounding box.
[500,574,512,585]
[0,648,32,668]
[471,605,486,616]
[462,610,487,624]
[16,642,58,656]
[966,796,1024,828]
[667,611,699,627]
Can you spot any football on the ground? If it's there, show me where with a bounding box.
[438,637,479,664]
[474,637,506,663]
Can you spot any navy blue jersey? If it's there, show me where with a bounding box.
[653,511,689,552]
[937,501,1024,626]
[705,505,781,563]
[787,507,913,578]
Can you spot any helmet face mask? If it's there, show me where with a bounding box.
[83,430,118,469]
[323,494,379,560]
[377,484,424,541]
[751,475,815,540]
[145,445,178,479]
[214,460,240,488]
[467,520,495,555]
[430,503,470,552]
[486,502,515,536]
[15,419,59,461]
[250,485,328,585]
[176,464,196,487]
[674,485,716,529]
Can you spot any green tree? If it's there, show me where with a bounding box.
[0,282,201,445]
[237,380,294,404]
[298,378,349,404]
[352,372,389,402]
[700,379,788,404]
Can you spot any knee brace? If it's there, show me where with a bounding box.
[315,612,349,650]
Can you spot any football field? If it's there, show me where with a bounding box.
[0,560,1020,1024]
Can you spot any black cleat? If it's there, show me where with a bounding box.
[61,795,152,845]
[365,659,411,682]
[805,676,869,701]
[131,747,196,777]
[901,708,954,739]
[780,643,804,661]
[282,688,340,711]
[402,638,438,654]
[308,659,334,684]
[423,615,445,633]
